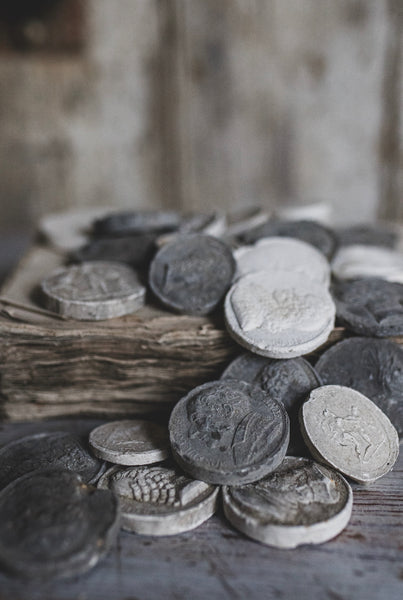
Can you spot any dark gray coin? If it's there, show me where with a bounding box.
[332,278,403,337]
[0,432,105,491]
[149,234,235,315]
[316,337,403,441]
[0,469,120,580]
[220,352,269,382]
[169,380,289,485]
[93,210,181,236]
[239,219,336,259]
[336,224,398,249]
[70,234,157,271]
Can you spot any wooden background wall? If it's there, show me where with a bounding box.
[0,0,401,231]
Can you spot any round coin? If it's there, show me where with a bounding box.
[300,385,399,483]
[98,463,218,535]
[89,420,170,466]
[169,380,289,485]
[0,469,120,580]
[223,457,352,548]
[40,261,146,320]
[224,271,335,358]
[335,224,398,249]
[332,278,403,337]
[331,244,403,283]
[93,210,181,236]
[70,234,157,271]
[315,337,403,441]
[149,234,235,315]
[220,352,269,382]
[0,432,105,492]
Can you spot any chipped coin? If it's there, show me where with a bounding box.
[223,456,352,548]
[97,463,218,535]
[89,420,170,466]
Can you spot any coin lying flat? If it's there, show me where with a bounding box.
[98,464,218,535]
[169,380,289,485]
[41,261,146,320]
[89,420,170,466]
[332,278,403,338]
[331,244,403,283]
[0,432,105,492]
[336,224,398,249]
[300,385,399,483]
[224,271,335,358]
[223,457,352,548]
[0,469,120,580]
[149,234,235,315]
[315,337,403,441]
[70,234,157,271]
[156,212,227,248]
[234,237,331,286]
[240,220,336,259]
[93,210,181,236]
[220,352,269,382]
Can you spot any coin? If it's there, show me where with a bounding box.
[315,337,403,441]
[300,385,399,483]
[332,278,403,337]
[169,380,289,485]
[89,420,170,466]
[224,271,335,358]
[0,432,105,491]
[93,210,181,236]
[40,261,146,320]
[0,469,120,580]
[240,220,336,259]
[70,234,157,271]
[223,457,352,548]
[234,237,331,286]
[220,352,269,382]
[331,244,403,283]
[149,234,235,315]
[98,463,218,535]
[336,224,398,249]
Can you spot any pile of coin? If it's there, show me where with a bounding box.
[1,210,402,579]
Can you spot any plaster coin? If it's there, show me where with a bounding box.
[315,337,403,441]
[71,234,157,271]
[89,420,170,466]
[274,199,332,224]
[240,220,336,259]
[220,352,269,382]
[0,432,105,491]
[0,469,120,580]
[223,457,352,548]
[169,380,289,485]
[331,244,403,283]
[149,234,235,315]
[331,278,403,338]
[234,237,331,286]
[98,463,218,535]
[224,271,335,358]
[300,385,399,483]
[40,261,146,320]
[335,224,398,249]
[93,210,181,236]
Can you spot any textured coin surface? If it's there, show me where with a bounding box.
[89,420,170,466]
[223,457,352,548]
[71,234,157,271]
[41,261,146,320]
[224,271,335,358]
[149,234,235,315]
[332,278,403,337]
[220,352,270,382]
[0,432,105,491]
[300,385,399,483]
[98,463,218,535]
[93,210,181,236]
[332,244,403,283]
[336,224,398,249]
[315,337,403,441]
[234,237,331,286]
[169,380,289,485]
[0,469,120,580]
[240,219,336,259]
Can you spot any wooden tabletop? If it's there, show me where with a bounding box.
[0,418,401,600]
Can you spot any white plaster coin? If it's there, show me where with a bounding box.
[332,244,403,283]
[98,464,219,535]
[223,456,352,548]
[41,261,146,320]
[300,385,399,484]
[234,237,331,286]
[89,420,170,466]
[224,271,335,358]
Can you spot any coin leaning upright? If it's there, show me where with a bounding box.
[169,380,289,485]
[41,261,146,320]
